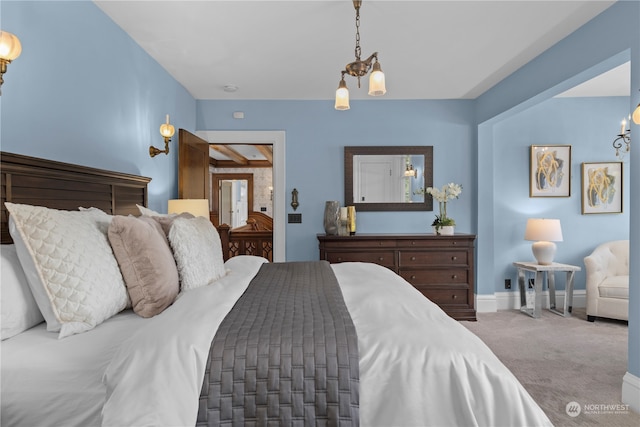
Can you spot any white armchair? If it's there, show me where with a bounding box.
[584,240,629,322]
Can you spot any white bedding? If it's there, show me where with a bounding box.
[2,257,552,427]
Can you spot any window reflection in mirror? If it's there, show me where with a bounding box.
[345,146,433,211]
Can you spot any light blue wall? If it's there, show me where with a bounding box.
[0,0,197,213]
[494,96,630,293]
[197,99,476,261]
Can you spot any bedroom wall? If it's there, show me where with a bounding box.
[493,96,630,294]
[0,0,196,213]
[197,99,476,261]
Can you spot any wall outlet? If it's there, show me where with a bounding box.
[505,279,511,289]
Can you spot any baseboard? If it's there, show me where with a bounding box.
[475,290,586,313]
[622,372,640,413]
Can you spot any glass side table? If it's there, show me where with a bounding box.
[512,261,581,318]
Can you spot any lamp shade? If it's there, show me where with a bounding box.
[524,218,563,265]
[335,79,350,110]
[0,31,22,61]
[524,218,563,242]
[159,114,175,138]
[368,61,386,96]
[168,199,209,218]
[633,103,640,125]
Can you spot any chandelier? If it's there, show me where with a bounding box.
[335,0,386,110]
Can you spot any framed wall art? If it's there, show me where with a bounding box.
[581,161,623,214]
[529,145,571,197]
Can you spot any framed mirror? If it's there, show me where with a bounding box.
[211,173,254,227]
[344,146,433,211]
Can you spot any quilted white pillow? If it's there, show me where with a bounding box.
[168,216,226,291]
[5,203,129,339]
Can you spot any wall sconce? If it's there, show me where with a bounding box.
[404,164,417,178]
[612,117,631,160]
[0,30,22,94]
[149,114,175,157]
[524,218,563,265]
[167,199,210,218]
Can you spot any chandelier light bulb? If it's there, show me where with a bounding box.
[335,79,350,110]
[368,61,386,96]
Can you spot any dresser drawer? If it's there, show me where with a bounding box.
[400,269,469,285]
[325,251,395,268]
[399,251,468,267]
[321,239,396,249]
[397,239,472,249]
[416,287,469,306]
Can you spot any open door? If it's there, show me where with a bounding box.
[178,129,210,202]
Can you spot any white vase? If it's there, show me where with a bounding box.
[433,225,455,235]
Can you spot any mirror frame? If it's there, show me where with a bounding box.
[344,146,433,211]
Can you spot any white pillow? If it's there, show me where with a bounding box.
[5,203,129,339]
[137,204,165,217]
[168,216,226,291]
[1,244,44,339]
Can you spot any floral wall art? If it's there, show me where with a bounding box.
[581,162,623,214]
[529,145,571,197]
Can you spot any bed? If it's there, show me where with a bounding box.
[0,152,553,427]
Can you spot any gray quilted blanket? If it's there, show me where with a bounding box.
[196,261,360,426]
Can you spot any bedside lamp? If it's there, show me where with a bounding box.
[524,218,563,265]
[168,199,209,219]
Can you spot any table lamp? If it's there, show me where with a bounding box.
[167,199,209,218]
[524,218,563,265]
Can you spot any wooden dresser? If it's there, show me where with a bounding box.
[317,233,476,321]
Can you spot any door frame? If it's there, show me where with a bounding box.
[198,130,285,262]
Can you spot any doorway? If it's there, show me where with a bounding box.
[197,130,286,261]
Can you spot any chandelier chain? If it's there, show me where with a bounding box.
[354,6,361,61]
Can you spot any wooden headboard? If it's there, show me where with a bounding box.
[1,152,151,244]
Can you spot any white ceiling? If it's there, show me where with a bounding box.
[93,0,624,101]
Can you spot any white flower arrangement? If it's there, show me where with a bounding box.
[417,183,463,230]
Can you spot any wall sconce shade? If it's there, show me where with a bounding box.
[524,218,563,265]
[167,199,209,219]
[0,30,22,92]
[404,164,417,178]
[633,103,640,125]
[150,114,175,157]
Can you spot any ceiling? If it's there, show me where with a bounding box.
[94,0,622,101]
[94,1,628,164]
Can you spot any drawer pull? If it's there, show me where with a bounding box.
[451,256,457,261]
[337,257,342,262]
[411,256,416,261]
[452,241,457,245]
[452,275,457,279]
[378,257,384,261]
[411,275,416,280]
[411,241,416,245]
[452,294,457,300]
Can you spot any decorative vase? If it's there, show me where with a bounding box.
[433,225,455,236]
[323,201,340,235]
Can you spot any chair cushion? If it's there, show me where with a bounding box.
[598,275,629,299]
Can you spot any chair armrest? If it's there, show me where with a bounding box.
[584,254,606,290]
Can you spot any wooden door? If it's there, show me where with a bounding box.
[178,129,210,203]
